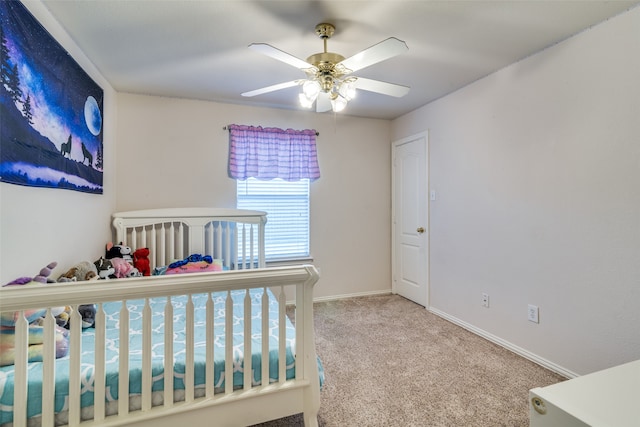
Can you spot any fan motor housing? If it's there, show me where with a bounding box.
[306,52,345,69]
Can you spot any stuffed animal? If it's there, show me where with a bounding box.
[51,306,72,328]
[3,262,58,287]
[94,258,116,279]
[110,257,141,278]
[57,261,98,282]
[105,242,141,278]
[78,304,96,328]
[133,248,151,276]
[106,242,133,263]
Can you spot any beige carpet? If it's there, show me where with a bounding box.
[253,294,565,427]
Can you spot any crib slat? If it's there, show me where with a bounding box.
[227,222,233,269]
[240,224,246,269]
[151,226,157,270]
[141,226,147,249]
[225,291,233,394]
[205,293,214,398]
[142,298,152,411]
[215,222,222,263]
[249,224,255,269]
[185,294,195,402]
[169,223,176,261]
[39,314,52,417]
[164,297,174,407]
[232,221,242,270]
[177,222,184,259]
[205,223,212,256]
[94,303,106,421]
[131,228,137,249]
[160,224,166,266]
[119,301,130,415]
[261,288,269,387]
[41,310,56,427]
[231,223,238,270]
[68,306,82,426]
[258,222,265,268]
[278,286,287,383]
[13,311,28,427]
[243,290,252,390]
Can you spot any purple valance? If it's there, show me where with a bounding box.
[228,124,321,181]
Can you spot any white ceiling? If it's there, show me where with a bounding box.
[42,0,639,120]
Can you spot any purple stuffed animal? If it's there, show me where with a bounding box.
[3,262,57,286]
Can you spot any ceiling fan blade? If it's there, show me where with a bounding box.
[316,92,331,112]
[339,37,408,73]
[353,77,410,98]
[249,43,313,70]
[242,80,300,97]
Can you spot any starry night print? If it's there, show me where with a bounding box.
[0,0,103,194]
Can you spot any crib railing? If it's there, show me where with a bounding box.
[0,265,319,427]
[112,208,267,270]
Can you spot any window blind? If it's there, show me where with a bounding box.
[237,178,310,260]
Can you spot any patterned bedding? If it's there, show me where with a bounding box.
[0,288,296,425]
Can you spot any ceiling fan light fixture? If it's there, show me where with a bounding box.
[298,93,318,108]
[302,80,321,99]
[338,80,357,101]
[330,95,348,112]
[299,93,315,108]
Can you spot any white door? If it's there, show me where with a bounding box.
[392,132,428,306]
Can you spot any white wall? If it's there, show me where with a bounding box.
[0,2,117,285]
[116,94,393,300]
[391,7,640,376]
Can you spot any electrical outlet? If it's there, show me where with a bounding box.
[482,293,489,308]
[528,304,539,323]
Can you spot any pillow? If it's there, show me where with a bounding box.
[165,259,223,275]
[0,309,47,327]
[0,325,70,366]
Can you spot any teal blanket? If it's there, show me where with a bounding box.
[0,289,301,424]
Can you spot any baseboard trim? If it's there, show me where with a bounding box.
[428,307,579,379]
[313,289,392,303]
[286,289,392,305]
[285,289,392,305]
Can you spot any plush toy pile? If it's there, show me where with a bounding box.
[99,242,142,278]
[1,262,70,367]
[0,242,204,367]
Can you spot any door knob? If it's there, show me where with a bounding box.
[417,227,425,234]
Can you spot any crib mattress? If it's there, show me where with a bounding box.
[0,288,295,424]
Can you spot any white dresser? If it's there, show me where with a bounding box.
[529,359,640,427]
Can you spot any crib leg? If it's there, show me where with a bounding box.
[303,412,319,427]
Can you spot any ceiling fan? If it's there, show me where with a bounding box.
[241,23,410,113]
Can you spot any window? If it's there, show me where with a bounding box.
[237,178,310,261]
[228,124,318,262]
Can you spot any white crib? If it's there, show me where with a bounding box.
[0,208,321,427]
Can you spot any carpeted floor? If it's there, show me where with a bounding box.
[253,294,565,427]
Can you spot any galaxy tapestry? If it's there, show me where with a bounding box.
[0,1,103,194]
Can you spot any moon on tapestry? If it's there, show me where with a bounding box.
[84,96,102,136]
